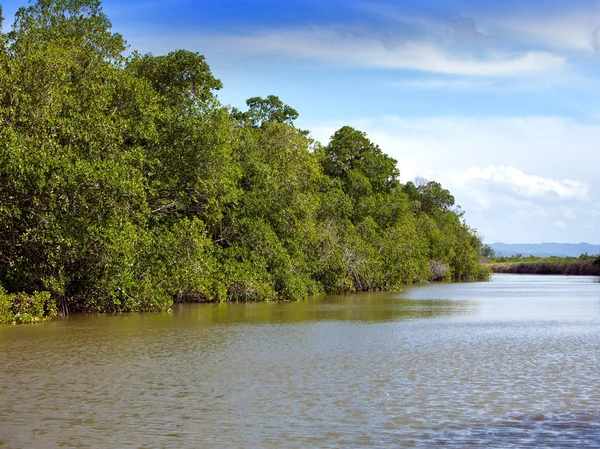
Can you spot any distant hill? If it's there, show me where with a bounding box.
[489,242,600,258]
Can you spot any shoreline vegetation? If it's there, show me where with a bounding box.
[486,255,600,276]
[0,1,489,324]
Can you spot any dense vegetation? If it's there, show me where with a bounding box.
[0,0,489,322]
[487,254,600,276]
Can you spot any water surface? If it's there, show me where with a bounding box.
[1,274,599,447]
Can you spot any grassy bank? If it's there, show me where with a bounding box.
[487,255,600,275]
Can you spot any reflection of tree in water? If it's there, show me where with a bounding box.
[173,292,475,325]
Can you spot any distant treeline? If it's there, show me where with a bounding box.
[0,1,489,323]
[488,242,600,258]
[487,255,600,276]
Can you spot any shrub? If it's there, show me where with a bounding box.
[0,286,57,325]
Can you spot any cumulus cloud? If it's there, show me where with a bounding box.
[449,165,587,200]
[441,166,592,242]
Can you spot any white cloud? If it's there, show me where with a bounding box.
[477,8,600,54]
[158,27,566,76]
[436,164,591,241]
[449,165,587,200]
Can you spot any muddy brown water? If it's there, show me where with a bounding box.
[1,274,599,447]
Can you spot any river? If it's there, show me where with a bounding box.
[1,274,599,447]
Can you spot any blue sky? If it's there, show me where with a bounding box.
[3,0,600,244]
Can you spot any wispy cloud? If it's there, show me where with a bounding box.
[370,0,600,56]
[184,27,565,76]
[357,2,501,50]
[476,7,600,54]
[111,0,593,82]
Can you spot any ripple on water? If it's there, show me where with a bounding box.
[1,276,600,447]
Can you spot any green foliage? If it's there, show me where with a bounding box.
[218,121,324,301]
[322,126,400,197]
[0,0,490,323]
[8,0,125,62]
[232,95,299,127]
[126,49,222,110]
[404,179,455,216]
[0,286,57,324]
[481,244,496,259]
[318,126,489,287]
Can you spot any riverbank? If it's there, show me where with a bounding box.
[487,257,600,275]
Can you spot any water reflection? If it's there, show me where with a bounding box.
[171,292,476,324]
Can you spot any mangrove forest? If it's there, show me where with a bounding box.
[0,0,489,323]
